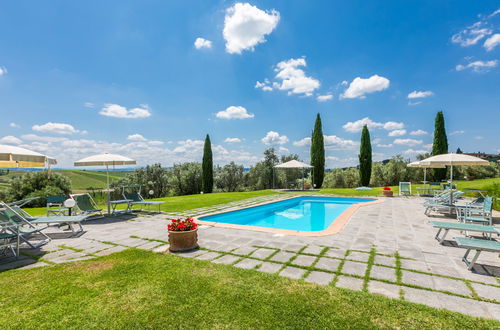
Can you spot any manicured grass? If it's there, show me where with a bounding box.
[0,249,496,328]
[54,170,128,190]
[153,189,279,212]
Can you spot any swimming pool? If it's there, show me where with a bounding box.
[198,196,375,234]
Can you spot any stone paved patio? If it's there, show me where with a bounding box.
[1,194,499,320]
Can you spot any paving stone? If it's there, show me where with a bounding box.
[196,252,220,261]
[368,281,401,299]
[471,282,500,302]
[250,248,275,260]
[152,245,169,253]
[135,241,162,251]
[370,265,396,282]
[315,257,341,272]
[279,266,306,279]
[282,244,306,253]
[401,271,435,290]
[347,251,370,262]
[400,259,430,272]
[257,262,282,274]
[341,261,367,276]
[432,276,471,296]
[305,271,334,285]
[292,255,317,267]
[374,255,395,267]
[217,244,240,253]
[270,251,295,263]
[21,261,49,269]
[94,246,128,256]
[211,254,241,265]
[302,245,324,255]
[404,287,490,319]
[335,276,363,291]
[234,258,262,270]
[232,246,257,256]
[325,248,347,258]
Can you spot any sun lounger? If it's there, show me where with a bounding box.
[430,221,499,244]
[3,203,87,237]
[0,219,19,257]
[123,191,164,213]
[454,236,500,270]
[70,193,103,218]
[46,194,69,216]
[0,203,51,248]
[399,182,412,196]
[424,191,464,215]
[456,196,493,226]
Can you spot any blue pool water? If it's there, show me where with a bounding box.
[199,196,374,232]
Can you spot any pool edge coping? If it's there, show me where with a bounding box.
[193,195,384,237]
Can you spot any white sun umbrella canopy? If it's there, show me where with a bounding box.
[274,160,313,190]
[419,153,489,203]
[0,144,57,168]
[407,161,446,182]
[74,153,136,214]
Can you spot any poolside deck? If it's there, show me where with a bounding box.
[2,195,499,320]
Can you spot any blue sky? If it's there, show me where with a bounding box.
[0,1,499,168]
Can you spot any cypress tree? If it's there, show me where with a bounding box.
[358,125,372,186]
[202,134,213,193]
[432,111,448,181]
[310,113,325,188]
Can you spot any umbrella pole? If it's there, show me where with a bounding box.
[302,168,305,191]
[106,165,111,215]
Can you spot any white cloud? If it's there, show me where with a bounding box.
[255,80,273,91]
[293,137,310,147]
[267,58,320,96]
[9,123,20,128]
[261,131,288,145]
[484,34,500,51]
[223,2,280,54]
[148,140,164,146]
[173,139,204,153]
[410,129,428,136]
[84,102,95,108]
[127,134,147,141]
[0,66,7,76]
[224,137,242,143]
[293,135,357,150]
[341,74,390,99]
[376,143,393,148]
[32,122,81,135]
[423,144,433,150]
[278,146,289,154]
[316,94,333,102]
[450,130,465,135]
[456,60,498,72]
[393,138,422,146]
[194,37,212,49]
[0,135,22,145]
[21,134,68,143]
[407,90,434,99]
[474,136,484,140]
[99,103,151,119]
[388,129,406,137]
[216,106,254,119]
[408,101,422,106]
[452,23,492,47]
[404,149,429,155]
[342,117,404,133]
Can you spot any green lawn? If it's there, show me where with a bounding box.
[23,178,499,216]
[54,170,128,190]
[0,249,496,329]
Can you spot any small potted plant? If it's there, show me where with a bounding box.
[382,186,393,197]
[167,217,199,252]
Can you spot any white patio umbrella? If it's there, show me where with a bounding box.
[274,160,313,190]
[419,153,489,203]
[74,153,136,214]
[0,144,57,168]
[407,161,446,196]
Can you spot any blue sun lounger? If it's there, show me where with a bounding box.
[454,236,500,270]
[429,221,499,244]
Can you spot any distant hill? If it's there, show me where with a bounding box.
[0,170,130,192]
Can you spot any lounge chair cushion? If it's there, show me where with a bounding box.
[30,215,87,224]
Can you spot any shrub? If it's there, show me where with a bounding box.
[7,171,71,207]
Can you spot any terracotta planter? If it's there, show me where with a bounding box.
[168,229,199,252]
[382,190,393,197]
